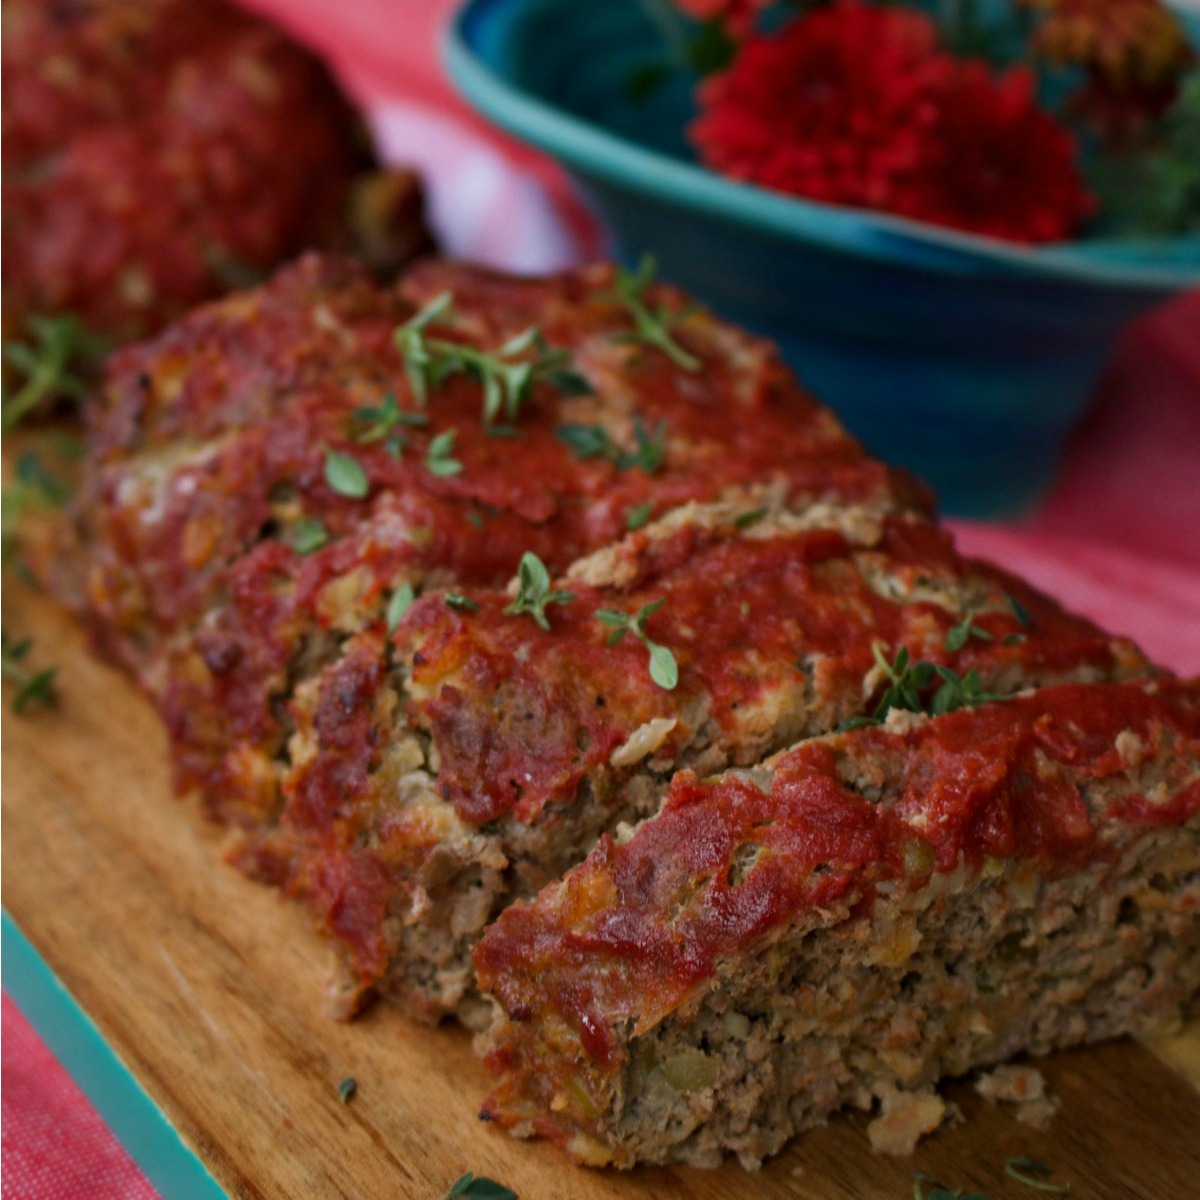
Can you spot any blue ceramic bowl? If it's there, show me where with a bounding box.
[445,0,1200,516]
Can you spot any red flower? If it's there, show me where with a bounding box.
[690,0,1094,243]
[691,1,946,210]
[898,63,1096,243]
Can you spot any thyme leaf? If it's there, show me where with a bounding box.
[385,582,415,633]
[554,415,668,475]
[2,632,58,713]
[445,592,479,614]
[503,552,575,630]
[626,501,654,531]
[324,449,369,498]
[426,428,463,477]
[445,1173,517,1200]
[944,613,993,653]
[289,516,328,556]
[350,389,427,456]
[336,1077,357,1104]
[1005,1157,1069,1194]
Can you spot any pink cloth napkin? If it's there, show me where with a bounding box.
[1,996,158,1199]
[5,3,1198,1196]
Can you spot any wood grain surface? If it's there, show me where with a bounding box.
[3,473,1199,1200]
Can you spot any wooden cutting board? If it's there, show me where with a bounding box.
[3,478,1199,1200]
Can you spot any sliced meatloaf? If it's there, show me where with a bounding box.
[473,679,1200,1168]
[66,252,926,834]
[263,498,1147,1019]
[2,0,429,348]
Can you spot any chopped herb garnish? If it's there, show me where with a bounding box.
[16,450,72,507]
[503,552,576,630]
[2,632,58,713]
[556,422,620,461]
[336,1077,357,1104]
[445,1173,518,1200]
[1002,632,1028,646]
[395,292,454,405]
[385,582,415,633]
[350,389,427,456]
[595,598,679,690]
[944,613,993,653]
[734,507,768,530]
[848,640,1009,729]
[872,643,937,719]
[445,592,480,613]
[1005,591,1033,628]
[1005,1157,1068,1194]
[912,1173,988,1200]
[929,664,1006,715]
[547,367,593,396]
[426,428,463,477]
[395,294,577,426]
[324,448,370,498]
[289,516,328,556]
[466,511,485,529]
[2,314,106,432]
[602,255,701,371]
[555,415,667,475]
[626,501,654,531]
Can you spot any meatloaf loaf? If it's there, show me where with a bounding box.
[65,252,938,1004]
[474,679,1200,1167]
[2,0,429,350]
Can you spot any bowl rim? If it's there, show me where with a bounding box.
[445,0,1200,291]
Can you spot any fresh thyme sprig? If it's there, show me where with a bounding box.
[555,414,668,474]
[503,552,576,630]
[350,389,428,457]
[595,597,679,690]
[3,447,75,574]
[837,640,1007,731]
[2,632,58,713]
[394,293,585,426]
[2,315,106,432]
[601,255,701,372]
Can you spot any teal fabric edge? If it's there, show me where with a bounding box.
[2,909,230,1200]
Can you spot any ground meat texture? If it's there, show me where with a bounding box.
[264,496,1147,1019]
[1,0,429,347]
[473,680,1200,1168]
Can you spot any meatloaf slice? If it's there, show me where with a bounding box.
[263,500,1149,1020]
[66,253,925,830]
[473,679,1200,1168]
